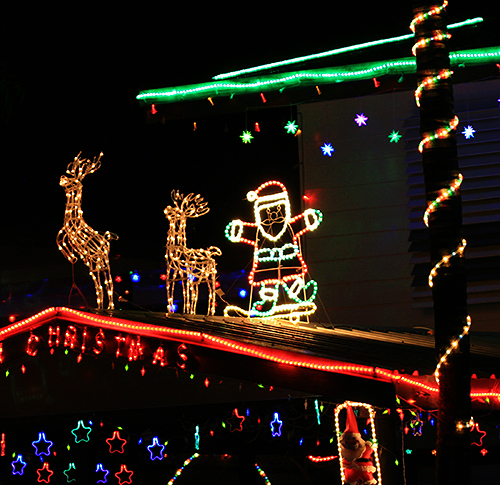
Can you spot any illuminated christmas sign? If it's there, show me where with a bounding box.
[224,181,322,322]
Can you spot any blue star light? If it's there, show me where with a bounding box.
[96,463,110,483]
[321,143,335,157]
[147,436,165,460]
[462,125,476,139]
[12,455,27,476]
[32,432,53,457]
[270,412,283,437]
[354,113,368,126]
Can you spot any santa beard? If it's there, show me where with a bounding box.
[341,442,366,463]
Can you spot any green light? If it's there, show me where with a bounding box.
[389,130,402,143]
[136,46,500,105]
[212,18,483,80]
[285,120,299,134]
[240,131,254,144]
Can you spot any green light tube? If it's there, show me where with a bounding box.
[212,18,483,80]
[136,46,499,105]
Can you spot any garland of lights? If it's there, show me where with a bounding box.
[334,402,382,485]
[412,2,472,391]
[56,152,117,310]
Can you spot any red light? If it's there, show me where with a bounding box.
[115,275,122,283]
[8,315,16,323]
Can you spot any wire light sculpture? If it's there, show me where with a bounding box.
[56,152,118,310]
[164,191,221,315]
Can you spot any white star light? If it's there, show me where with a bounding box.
[462,125,476,139]
[354,113,368,126]
[321,143,335,156]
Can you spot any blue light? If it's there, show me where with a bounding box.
[131,272,140,283]
[239,289,248,298]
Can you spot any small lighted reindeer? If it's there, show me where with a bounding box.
[56,152,118,310]
[164,191,221,315]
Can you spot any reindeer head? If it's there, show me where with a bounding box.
[60,152,103,190]
[164,190,210,220]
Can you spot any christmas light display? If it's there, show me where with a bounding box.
[12,454,27,475]
[240,131,254,143]
[423,173,463,227]
[147,436,165,460]
[115,464,134,485]
[32,432,53,456]
[224,181,322,322]
[96,463,110,483]
[195,425,200,450]
[255,463,272,484]
[229,408,246,432]
[37,462,54,483]
[270,412,283,437]
[106,430,127,453]
[335,402,382,485]
[388,130,402,143]
[167,453,200,485]
[354,113,368,126]
[71,420,92,443]
[321,142,335,156]
[462,125,476,139]
[63,463,77,482]
[164,191,221,315]
[285,120,299,134]
[56,152,118,310]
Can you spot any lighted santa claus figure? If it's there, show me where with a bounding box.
[339,404,377,485]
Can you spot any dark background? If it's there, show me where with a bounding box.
[1,3,498,316]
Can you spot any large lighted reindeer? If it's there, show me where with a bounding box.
[56,152,118,310]
[164,191,221,315]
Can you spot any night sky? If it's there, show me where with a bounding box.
[1,3,497,309]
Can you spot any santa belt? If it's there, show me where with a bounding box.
[356,458,372,463]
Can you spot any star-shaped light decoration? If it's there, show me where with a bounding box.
[321,143,335,157]
[12,455,27,476]
[32,431,53,456]
[37,462,54,483]
[462,125,476,139]
[284,120,299,134]
[240,131,254,144]
[96,463,110,484]
[115,464,134,485]
[354,113,368,126]
[63,463,77,483]
[147,436,165,461]
[71,420,92,443]
[270,412,283,437]
[106,430,127,453]
[228,408,245,432]
[388,130,402,143]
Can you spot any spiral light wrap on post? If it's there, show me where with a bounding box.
[412,2,470,385]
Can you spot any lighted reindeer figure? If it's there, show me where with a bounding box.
[56,152,118,310]
[164,191,221,315]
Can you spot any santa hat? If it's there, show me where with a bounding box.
[343,404,361,437]
[247,180,287,202]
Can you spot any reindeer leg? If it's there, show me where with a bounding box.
[90,271,104,309]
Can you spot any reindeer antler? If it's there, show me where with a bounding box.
[66,152,103,180]
[182,193,210,218]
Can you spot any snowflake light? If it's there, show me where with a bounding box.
[284,120,299,134]
[388,130,402,143]
[56,153,118,309]
[240,131,254,143]
[224,180,322,323]
[165,191,221,315]
[321,143,335,156]
[354,113,368,126]
[462,125,476,139]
